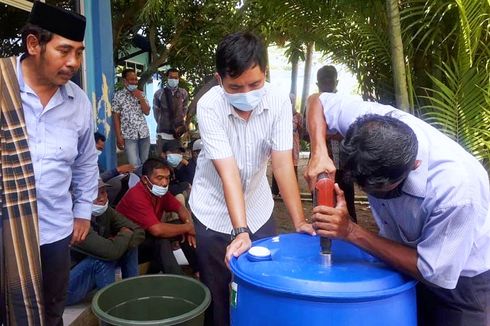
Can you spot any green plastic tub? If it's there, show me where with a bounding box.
[92,275,210,326]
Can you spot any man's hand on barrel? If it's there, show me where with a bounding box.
[225,232,252,269]
[311,183,355,240]
[295,220,316,236]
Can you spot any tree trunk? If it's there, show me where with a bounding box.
[265,44,271,82]
[386,0,410,111]
[300,41,314,114]
[290,54,299,97]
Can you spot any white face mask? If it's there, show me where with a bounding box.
[127,84,137,92]
[96,149,102,156]
[223,85,266,111]
[92,200,108,216]
[167,78,179,89]
[145,177,168,197]
[166,153,183,167]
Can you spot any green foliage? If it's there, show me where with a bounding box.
[259,0,490,164]
[407,0,490,162]
[421,61,490,159]
[0,0,85,57]
[112,0,242,90]
[300,139,310,152]
[109,0,490,165]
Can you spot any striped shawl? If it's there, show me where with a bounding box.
[0,57,44,325]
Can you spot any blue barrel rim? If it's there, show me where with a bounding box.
[231,268,417,301]
[91,274,211,326]
[230,234,418,301]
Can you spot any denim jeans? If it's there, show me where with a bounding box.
[125,137,150,166]
[119,247,138,278]
[66,248,138,305]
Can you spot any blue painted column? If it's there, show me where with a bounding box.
[83,0,116,171]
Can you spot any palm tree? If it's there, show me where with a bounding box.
[386,0,410,111]
[403,0,490,164]
[269,0,489,164]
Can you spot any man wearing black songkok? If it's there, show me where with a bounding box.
[0,2,98,325]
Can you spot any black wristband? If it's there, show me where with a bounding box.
[231,226,250,240]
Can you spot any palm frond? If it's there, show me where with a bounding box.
[421,60,489,160]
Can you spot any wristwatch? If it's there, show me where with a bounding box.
[231,226,250,240]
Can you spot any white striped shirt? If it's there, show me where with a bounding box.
[189,84,292,234]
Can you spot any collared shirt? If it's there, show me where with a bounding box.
[116,182,182,230]
[189,84,293,234]
[17,56,99,245]
[319,92,490,289]
[112,88,150,140]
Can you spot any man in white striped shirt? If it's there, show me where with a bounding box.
[189,32,314,326]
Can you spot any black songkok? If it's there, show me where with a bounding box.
[28,1,86,42]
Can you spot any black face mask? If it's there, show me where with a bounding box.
[368,179,406,199]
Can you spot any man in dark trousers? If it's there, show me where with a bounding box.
[189,32,314,326]
[0,2,98,324]
[305,92,490,326]
[153,68,189,157]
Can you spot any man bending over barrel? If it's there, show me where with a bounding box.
[305,92,490,326]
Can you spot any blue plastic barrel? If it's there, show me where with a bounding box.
[230,233,417,326]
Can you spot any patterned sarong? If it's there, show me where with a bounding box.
[0,57,44,325]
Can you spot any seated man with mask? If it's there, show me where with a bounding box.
[116,158,198,276]
[162,139,195,199]
[66,179,145,305]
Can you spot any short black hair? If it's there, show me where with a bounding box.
[21,23,53,57]
[122,68,135,80]
[317,65,337,81]
[166,68,180,76]
[142,158,171,177]
[340,113,418,189]
[216,31,267,79]
[317,65,337,93]
[94,132,106,143]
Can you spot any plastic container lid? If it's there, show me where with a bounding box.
[247,246,272,262]
[230,233,416,300]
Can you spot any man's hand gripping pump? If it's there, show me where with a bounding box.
[313,173,336,266]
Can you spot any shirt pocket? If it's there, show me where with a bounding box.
[45,127,78,164]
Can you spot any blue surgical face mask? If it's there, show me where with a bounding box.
[145,177,168,197]
[223,86,266,111]
[127,84,137,92]
[92,200,108,216]
[167,78,179,89]
[167,153,183,167]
